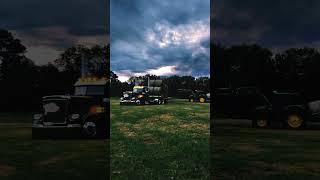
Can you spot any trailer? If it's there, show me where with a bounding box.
[120,78,168,105]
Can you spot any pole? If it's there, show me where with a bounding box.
[81,54,85,77]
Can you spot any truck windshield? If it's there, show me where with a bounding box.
[74,86,105,96]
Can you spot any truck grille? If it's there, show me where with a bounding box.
[43,100,68,124]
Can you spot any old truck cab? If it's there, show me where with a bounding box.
[32,77,109,139]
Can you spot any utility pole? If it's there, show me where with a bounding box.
[81,53,87,77]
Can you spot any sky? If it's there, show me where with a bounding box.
[0,0,109,65]
[2,0,319,76]
[110,0,210,82]
[213,0,320,52]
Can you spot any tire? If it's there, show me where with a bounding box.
[285,113,305,129]
[252,115,269,128]
[136,100,141,105]
[82,121,98,138]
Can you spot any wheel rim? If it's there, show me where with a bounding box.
[83,122,97,137]
[257,119,267,127]
[200,98,205,103]
[136,100,141,105]
[287,114,303,128]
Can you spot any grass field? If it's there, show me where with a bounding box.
[2,102,319,179]
[110,98,210,179]
[0,113,108,180]
[212,119,320,180]
[0,98,210,180]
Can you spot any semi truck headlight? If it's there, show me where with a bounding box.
[90,105,105,113]
[33,114,43,120]
[70,114,80,120]
[138,95,144,98]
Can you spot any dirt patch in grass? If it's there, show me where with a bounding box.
[142,133,160,145]
[117,123,137,138]
[232,143,263,153]
[179,122,209,134]
[132,113,209,135]
[0,164,16,176]
[35,155,75,166]
[146,114,176,123]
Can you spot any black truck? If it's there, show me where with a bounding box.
[120,79,168,105]
[214,87,320,129]
[32,77,109,138]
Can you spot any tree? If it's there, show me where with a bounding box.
[0,30,39,111]
[54,44,110,93]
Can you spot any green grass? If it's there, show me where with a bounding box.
[0,112,33,123]
[0,99,210,180]
[110,98,210,179]
[212,119,320,180]
[0,113,108,180]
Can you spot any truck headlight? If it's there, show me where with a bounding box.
[33,114,43,121]
[70,114,80,120]
[138,95,144,98]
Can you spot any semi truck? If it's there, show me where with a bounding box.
[120,78,168,105]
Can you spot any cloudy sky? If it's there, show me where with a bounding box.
[1,0,109,65]
[111,0,210,82]
[213,0,320,52]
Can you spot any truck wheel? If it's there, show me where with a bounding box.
[252,114,269,128]
[136,100,141,105]
[252,119,269,128]
[82,121,97,138]
[199,97,206,103]
[285,113,304,129]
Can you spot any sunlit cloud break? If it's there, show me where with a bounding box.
[115,65,181,82]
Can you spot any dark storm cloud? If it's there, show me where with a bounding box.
[213,0,320,49]
[111,0,210,81]
[0,0,109,64]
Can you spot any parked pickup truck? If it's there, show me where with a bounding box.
[213,87,320,129]
[32,77,109,138]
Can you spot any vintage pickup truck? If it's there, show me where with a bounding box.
[32,77,109,138]
[213,87,320,129]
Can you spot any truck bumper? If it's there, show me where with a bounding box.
[120,100,137,105]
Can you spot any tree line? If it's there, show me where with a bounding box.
[212,44,320,101]
[0,29,109,111]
